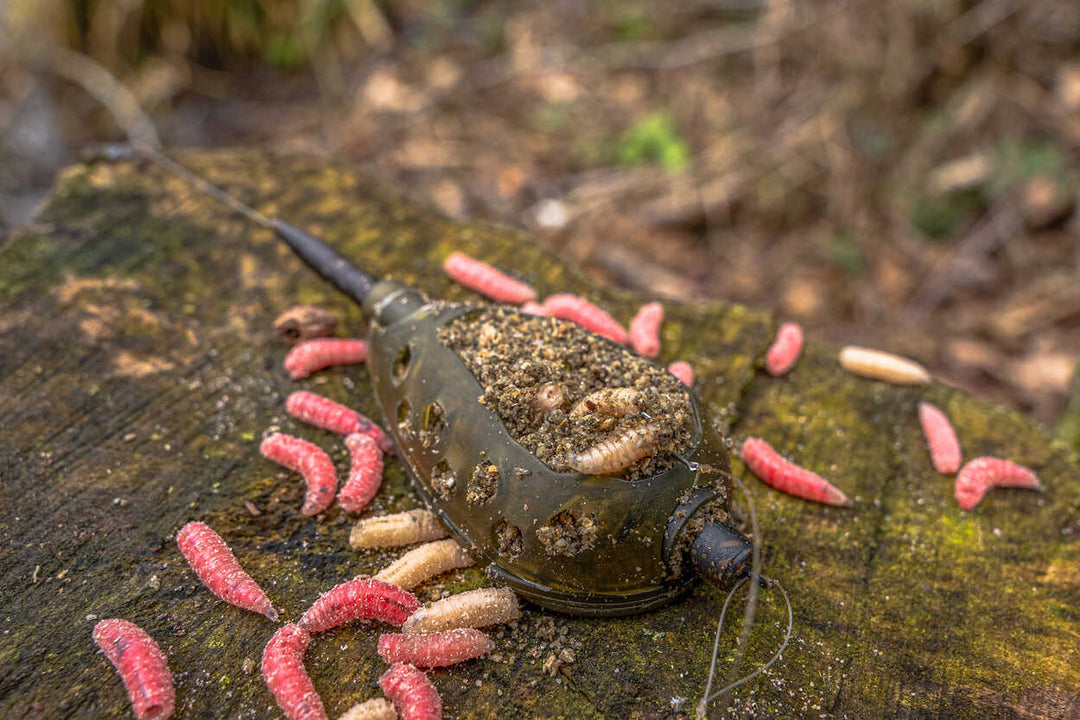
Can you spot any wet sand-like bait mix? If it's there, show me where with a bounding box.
[438,307,693,480]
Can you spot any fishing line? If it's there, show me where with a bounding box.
[15,39,276,232]
[696,474,794,719]
[698,573,793,717]
[134,144,276,230]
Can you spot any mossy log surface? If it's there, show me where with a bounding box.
[1,151,1077,720]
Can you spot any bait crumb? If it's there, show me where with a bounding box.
[418,402,446,448]
[536,510,598,557]
[439,308,693,480]
[467,461,499,504]
[494,520,523,559]
[431,460,455,499]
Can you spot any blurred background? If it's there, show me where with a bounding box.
[1,0,1079,430]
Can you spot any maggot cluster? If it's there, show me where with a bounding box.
[90,249,1045,720]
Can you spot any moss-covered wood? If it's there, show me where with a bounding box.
[0,151,1076,719]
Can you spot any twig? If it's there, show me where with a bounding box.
[449,7,827,100]
[589,23,782,72]
[948,0,1019,46]
[907,204,1020,318]
[344,0,394,52]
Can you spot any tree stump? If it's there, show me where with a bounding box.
[0,151,1076,719]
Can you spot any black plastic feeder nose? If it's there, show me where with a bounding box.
[689,522,753,590]
[271,219,377,306]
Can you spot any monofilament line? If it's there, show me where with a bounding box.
[696,474,793,719]
[134,144,275,230]
[14,38,275,233]
[699,575,793,714]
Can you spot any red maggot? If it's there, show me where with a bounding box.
[918,402,962,475]
[176,521,278,620]
[377,628,493,668]
[259,432,337,515]
[628,302,663,358]
[286,390,392,453]
[298,578,421,633]
[741,437,852,507]
[284,338,369,379]
[442,251,538,305]
[261,624,326,720]
[667,360,694,387]
[954,456,1042,511]
[338,434,385,512]
[541,294,629,345]
[379,663,442,720]
[519,301,548,316]
[764,322,804,377]
[92,619,175,720]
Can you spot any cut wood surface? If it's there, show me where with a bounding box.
[0,151,1077,719]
